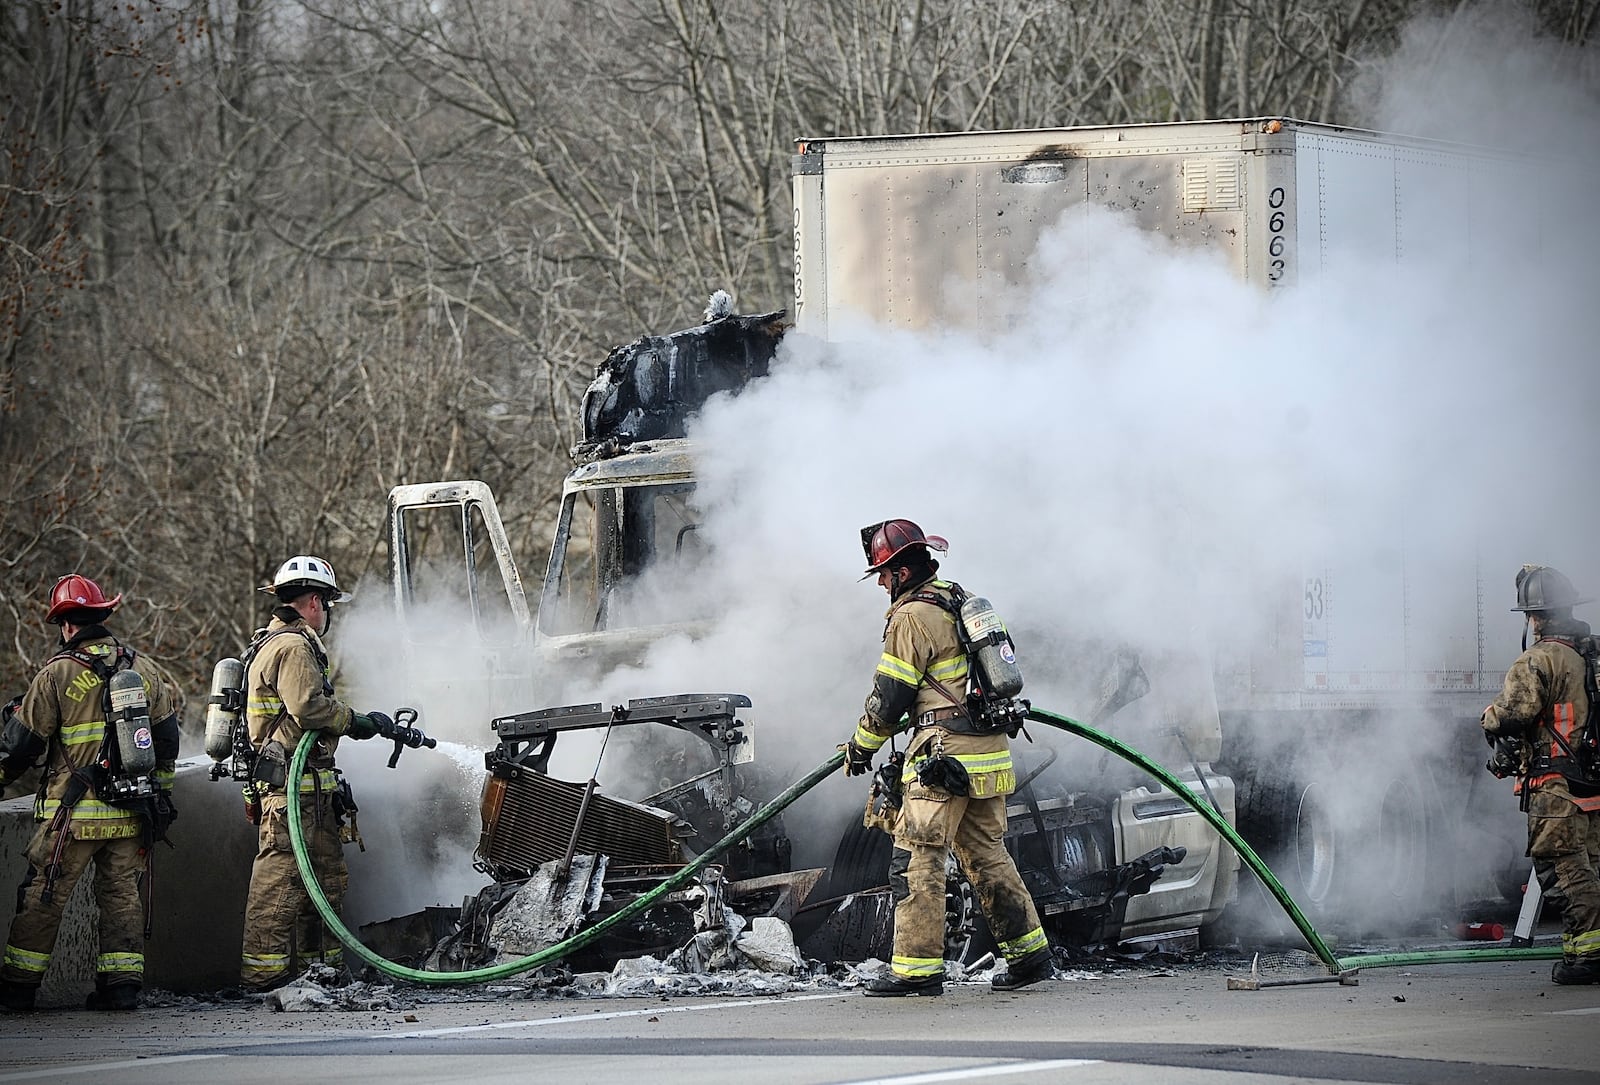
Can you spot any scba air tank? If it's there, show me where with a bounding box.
[959,596,1024,699]
[107,668,156,776]
[204,656,245,762]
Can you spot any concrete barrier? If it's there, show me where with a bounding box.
[0,759,256,1005]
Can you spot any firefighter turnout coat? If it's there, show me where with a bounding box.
[239,614,359,990]
[1483,616,1600,962]
[0,628,179,993]
[853,577,1048,981]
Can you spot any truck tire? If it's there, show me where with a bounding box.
[1235,754,1338,917]
[814,819,987,964]
[1235,746,1442,934]
[819,819,894,900]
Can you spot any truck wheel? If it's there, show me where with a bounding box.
[1235,752,1337,916]
[1363,765,1442,926]
[820,819,894,900]
[817,820,990,965]
[1237,748,1441,933]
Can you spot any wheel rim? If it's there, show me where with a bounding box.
[945,856,976,963]
[1294,782,1337,905]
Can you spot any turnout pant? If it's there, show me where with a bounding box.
[889,787,1046,981]
[2,825,145,989]
[240,792,347,990]
[1527,789,1600,961]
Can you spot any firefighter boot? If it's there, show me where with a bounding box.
[0,980,38,1013]
[1552,958,1600,985]
[864,972,944,997]
[992,947,1055,991]
[85,981,140,1011]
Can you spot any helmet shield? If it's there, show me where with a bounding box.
[860,519,948,578]
[1512,565,1590,612]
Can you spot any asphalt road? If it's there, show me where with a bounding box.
[3,956,1598,1085]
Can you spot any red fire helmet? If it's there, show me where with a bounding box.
[46,574,123,625]
[860,519,948,578]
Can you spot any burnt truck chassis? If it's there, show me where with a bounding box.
[458,691,1183,970]
[435,694,804,972]
[478,693,790,883]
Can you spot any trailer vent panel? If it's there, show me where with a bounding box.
[1182,159,1242,212]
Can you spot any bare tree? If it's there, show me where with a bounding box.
[5,0,1583,709]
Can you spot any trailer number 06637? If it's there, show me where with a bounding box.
[1267,186,1288,282]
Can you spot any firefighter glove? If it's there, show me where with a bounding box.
[348,711,393,741]
[150,791,178,843]
[839,740,874,777]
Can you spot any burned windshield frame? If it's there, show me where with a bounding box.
[537,482,707,636]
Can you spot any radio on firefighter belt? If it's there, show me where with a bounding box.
[864,745,906,835]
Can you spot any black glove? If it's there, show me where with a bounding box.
[348,711,394,741]
[150,791,178,843]
[839,740,874,777]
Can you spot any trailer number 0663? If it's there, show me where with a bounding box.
[1267,187,1288,282]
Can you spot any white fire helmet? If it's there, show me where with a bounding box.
[261,555,353,603]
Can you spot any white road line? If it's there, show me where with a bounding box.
[832,1061,1104,1085]
[0,1055,226,1082]
[392,990,853,1038]
[1551,1005,1600,1015]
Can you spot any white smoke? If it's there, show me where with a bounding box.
[330,1,1600,931]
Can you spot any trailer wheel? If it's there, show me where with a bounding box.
[1236,748,1441,933]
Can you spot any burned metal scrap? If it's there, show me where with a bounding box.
[573,295,788,461]
[422,692,817,972]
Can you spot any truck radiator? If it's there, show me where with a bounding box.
[478,766,680,879]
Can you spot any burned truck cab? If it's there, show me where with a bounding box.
[534,441,708,675]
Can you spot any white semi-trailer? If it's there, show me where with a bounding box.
[789,117,1545,926]
[387,119,1543,961]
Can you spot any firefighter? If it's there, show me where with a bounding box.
[238,555,391,993]
[1482,564,1600,985]
[840,519,1054,996]
[0,576,180,1013]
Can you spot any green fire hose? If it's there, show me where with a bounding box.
[288,709,1559,987]
[1025,707,1561,974]
[1026,706,1339,972]
[286,731,844,984]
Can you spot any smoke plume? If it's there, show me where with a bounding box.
[332,1,1599,936]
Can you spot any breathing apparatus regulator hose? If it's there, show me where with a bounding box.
[286,730,845,985]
